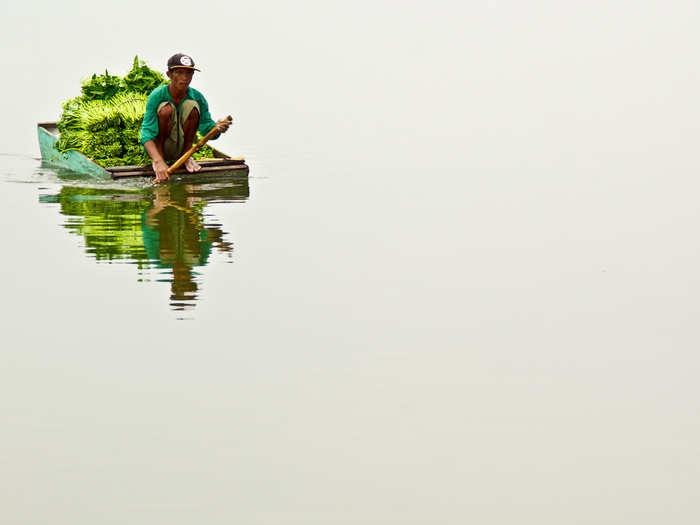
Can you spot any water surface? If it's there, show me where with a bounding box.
[3,1,700,523]
[38,176,249,313]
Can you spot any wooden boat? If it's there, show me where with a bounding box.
[37,122,249,182]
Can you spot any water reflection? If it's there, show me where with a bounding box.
[39,180,249,312]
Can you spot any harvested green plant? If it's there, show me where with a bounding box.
[81,70,123,101]
[123,55,167,94]
[56,57,218,168]
[55,57,165,167]
[56,91,151,167]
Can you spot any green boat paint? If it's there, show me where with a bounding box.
[38,123,110,178]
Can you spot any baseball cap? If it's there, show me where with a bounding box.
[167,53,201,72]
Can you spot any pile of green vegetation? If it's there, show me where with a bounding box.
[55,56,215,168]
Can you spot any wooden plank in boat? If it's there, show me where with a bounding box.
[106,158,246,173]
[110,163,249,179]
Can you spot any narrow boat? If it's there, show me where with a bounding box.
[37,122,249,182]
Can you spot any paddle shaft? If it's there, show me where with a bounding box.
[167,115,232,174]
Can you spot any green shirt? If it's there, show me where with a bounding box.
[139,84,218,146]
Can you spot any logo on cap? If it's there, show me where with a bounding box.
[180,55,193,66]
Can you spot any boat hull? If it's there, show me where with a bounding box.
[37,122,249,181]
[38,123,109,178]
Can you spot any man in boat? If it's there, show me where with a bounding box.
[140,53,231,182]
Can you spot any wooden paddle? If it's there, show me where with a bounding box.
[167,115,233,175]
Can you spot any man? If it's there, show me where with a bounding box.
[140,53,231,182]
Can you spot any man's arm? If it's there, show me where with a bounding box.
[140,88,170,181]
[195,92,231,138]
[144,140,170,182]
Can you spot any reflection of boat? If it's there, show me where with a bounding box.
[39,181,248,311]
[37,122,249,182]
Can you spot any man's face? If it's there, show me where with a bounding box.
[168,68,194,90]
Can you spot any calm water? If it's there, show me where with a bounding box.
[3,1,700,523]
[39,172,249,315]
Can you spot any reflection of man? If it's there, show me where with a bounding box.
[143,185,232,308]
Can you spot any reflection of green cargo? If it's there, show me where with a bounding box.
[39,187,151,264]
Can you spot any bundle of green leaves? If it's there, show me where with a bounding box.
[79,56,167,103]
[56,91,151,167]
[55,57,217,168]
[81,71,123,101]
[123,56,168,94]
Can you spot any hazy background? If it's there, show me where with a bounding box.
[2,1,700,523]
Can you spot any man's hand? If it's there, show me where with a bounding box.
[144,140,170,183]
[153,159,169,183]
[215,116,232,134]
